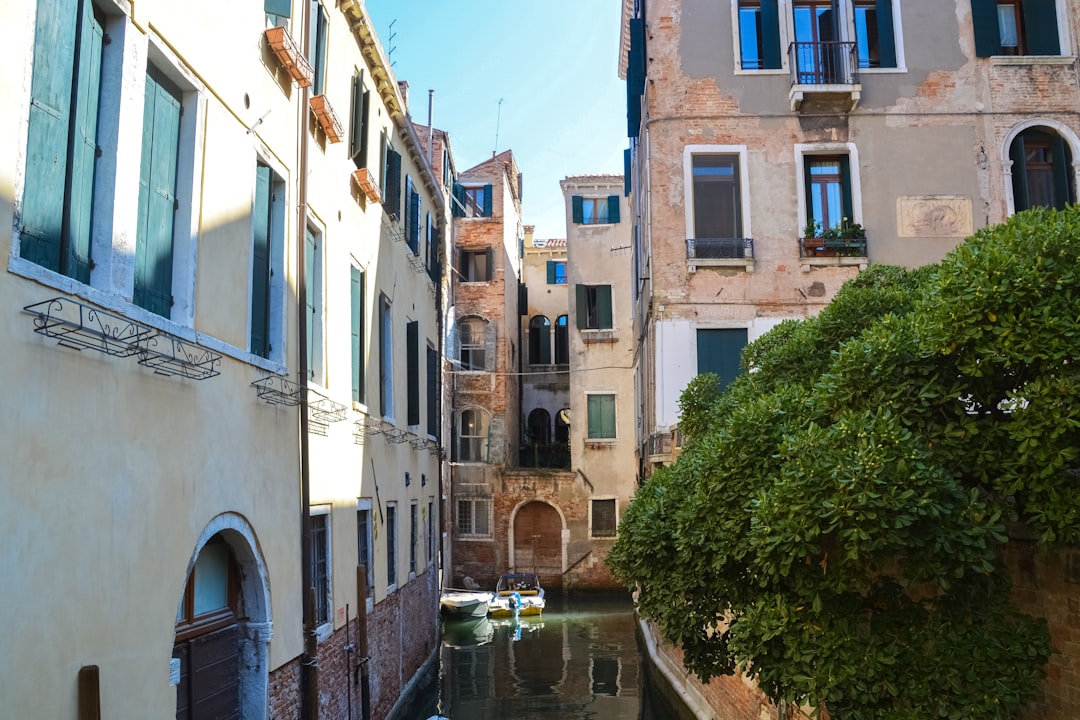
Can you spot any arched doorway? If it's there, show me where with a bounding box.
[512,501,563,578]
[172,515,272,720]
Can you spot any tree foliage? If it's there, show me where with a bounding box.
[608,207,1080,718]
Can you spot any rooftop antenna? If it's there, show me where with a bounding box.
[387,19,398,67]
[493,98,504,156]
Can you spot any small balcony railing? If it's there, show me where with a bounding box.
[687,237,754,260]
[518,443,571,469]
[789,41,859,86]
[799,236,867,258]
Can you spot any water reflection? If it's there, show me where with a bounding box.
[412,593,688,720]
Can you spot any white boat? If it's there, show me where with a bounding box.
[488,573,545,618]
[439,589,492,619]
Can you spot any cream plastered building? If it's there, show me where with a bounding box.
[1,0,446,718]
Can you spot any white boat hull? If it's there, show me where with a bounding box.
[440,591,491,619]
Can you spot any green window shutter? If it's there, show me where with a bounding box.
[761,0,782,69]
[607,195,621,224]
[406,320,420,426]
[251,165,272,357]
[546,260,556,284]
[21,0,80,273]
[351,267,365,403]
[597,285,613,329]
[66,0,103,284]
[572,195,584,224]
[696,328,748,391]
[135,72,181,318]
[385,149,402,218]
[427,346,439,438]
[359,90,371,167]
[839,155,854,223]
[802,159,816,228]
[305,228,323,381]
[875,0,897,68]
[408,186,421,253]
[587,395,600,437]
[587,395,616,438]
[575,284,587,329]
[482,184,493,216]
[627,17,645,137]
[452,182,465,217]
[484,247,494,281]
[1024,0,1060,55]
[1009,134,1030,211]
[309,2,327,94]
[265,0,291,16]
[970,0,1001,57]
[349,72,364,164]
[623,149,632,196]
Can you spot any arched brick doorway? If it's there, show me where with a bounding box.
[512,501,562,578]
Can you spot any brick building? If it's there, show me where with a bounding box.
[618,0,1080,717]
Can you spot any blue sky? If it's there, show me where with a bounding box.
[363,0,628,240]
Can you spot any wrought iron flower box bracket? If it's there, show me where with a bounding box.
[384,427,409,444]
[353,419,367,445]
[265,26,314,88]
[308,390,347,425]
[309,94,344,144]
[24,297,154,357]
[251,375,303,406]
[410,436,428,450]
[352,168,382,204]
[364,415,389,435]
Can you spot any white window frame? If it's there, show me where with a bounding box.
[729,1,907,75]
[386,501,398,592]
[249,156,289,369]
[457,407,491,463]
[427,498,436,567]
[794,142,863,231]
[456,497,493,539]
[356,498,375,611]
[309,505,332,640]
[683,145,752,246]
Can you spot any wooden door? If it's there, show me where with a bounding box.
[513,502,562,576]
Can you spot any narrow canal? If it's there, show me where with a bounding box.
[405,593,694,720]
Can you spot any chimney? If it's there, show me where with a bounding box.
[398,80,409,115]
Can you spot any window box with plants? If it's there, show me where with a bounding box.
[800,218,866,257]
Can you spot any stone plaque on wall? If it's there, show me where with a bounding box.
[897,196,973,238]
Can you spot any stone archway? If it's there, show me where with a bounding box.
[172,514,272,720]
[511,501,563,577]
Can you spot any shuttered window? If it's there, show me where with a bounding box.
[134,70,182,318]
[379,294,393,417]
[738,0,782,70]
[971,0,1060,57]
[575,284,613,330]
[351,267,366,403]
[571,196,620,225]
[386,504,397,587]
[21,0,103,284]
[308,1,328,94]
[251,166,273,357]
[406,320,420,426]
[853,0,897,68]
[427,345,439,438]
[546,260,566,285]
[406,178,421,254]
[587,394,617,439]
[349,71,370,167]
[803,155,853,234]
[305,226,324,383]
[382,146,402,219]
[1010,128,1074,211]
[529,316,552,365]
[696,328,748,391]
[591,499,618,537]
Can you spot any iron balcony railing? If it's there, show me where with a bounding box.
[686,237,754,260]
[518,443,571,469]
[799,235,868,258]
[788,41,859,86]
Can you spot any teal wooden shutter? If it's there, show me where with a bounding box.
[572,196,584,224]
[546,260,556,284]
[305,227,323,381]
[971,0,1001,57]
[839,156,854,223]
[351,267,366,403]
[384,149,401,218]
[1024,0,1060,55]
[696,329,748,391]
[803,160,816,228]
[627,17,645,137]
[251,165,272,357]
[875,0,897,68]
[482,184,493,216]
[349,72,364,164]
[407,320,420,425]
[624,149,632,196]
[66,0,103,283]
[309,2,327,94]
[597,286,613,329]
[1050,134,1072,208]
[408,185,421,253]
[484,247,494,280]
[587,395,615,438]
[359,90,371,166]
[427,346,439,438]
[575,284,587,328]
[135,72,180,317]
[21,0,78,273]
[1009,135,1030,211]
[452,183,465,217]
[761,0,782,69]
[607,195,621,224]
[265,0,291,16]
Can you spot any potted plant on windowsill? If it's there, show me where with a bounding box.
[801,218,866,257]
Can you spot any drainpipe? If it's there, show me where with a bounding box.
[427,90,434,169]
[297,0,318,717]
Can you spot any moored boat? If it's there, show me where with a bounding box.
[440,588,492,619]
[488,572,545,618]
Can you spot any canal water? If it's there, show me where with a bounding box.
[406,593,693,720]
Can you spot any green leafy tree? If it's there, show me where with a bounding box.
[608,207,1080,718]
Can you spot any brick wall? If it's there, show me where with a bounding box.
[268,657,301,720]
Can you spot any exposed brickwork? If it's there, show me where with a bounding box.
[1004,541,1080,720]
[268,657,301,720]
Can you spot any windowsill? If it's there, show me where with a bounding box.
[315,622,333,643]
[386,583,397,594]
[989,55,1075,66]
[456,535,493,542]
[800,255,868,271]
[582,329,616,344]
[352,400,370,414]
[586,438,617,445]
[688,258,755,273]
[459,280,492,284]
[733,68,790,76]
[11,256,289,376]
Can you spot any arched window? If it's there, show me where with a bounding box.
[555,407,571,443]
[529,315,551,365]
[457,408,490,462]
[1010,127,1074,211]
[554,315,569,364]
[459,317,487,370]
[527,408,552,445]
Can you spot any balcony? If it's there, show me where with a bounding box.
[647,428,683,464]
[799,235,868,271]
[686,237,754,273]
[518,443,571,470]
[264,26,314,88]
[788,41,860,111]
